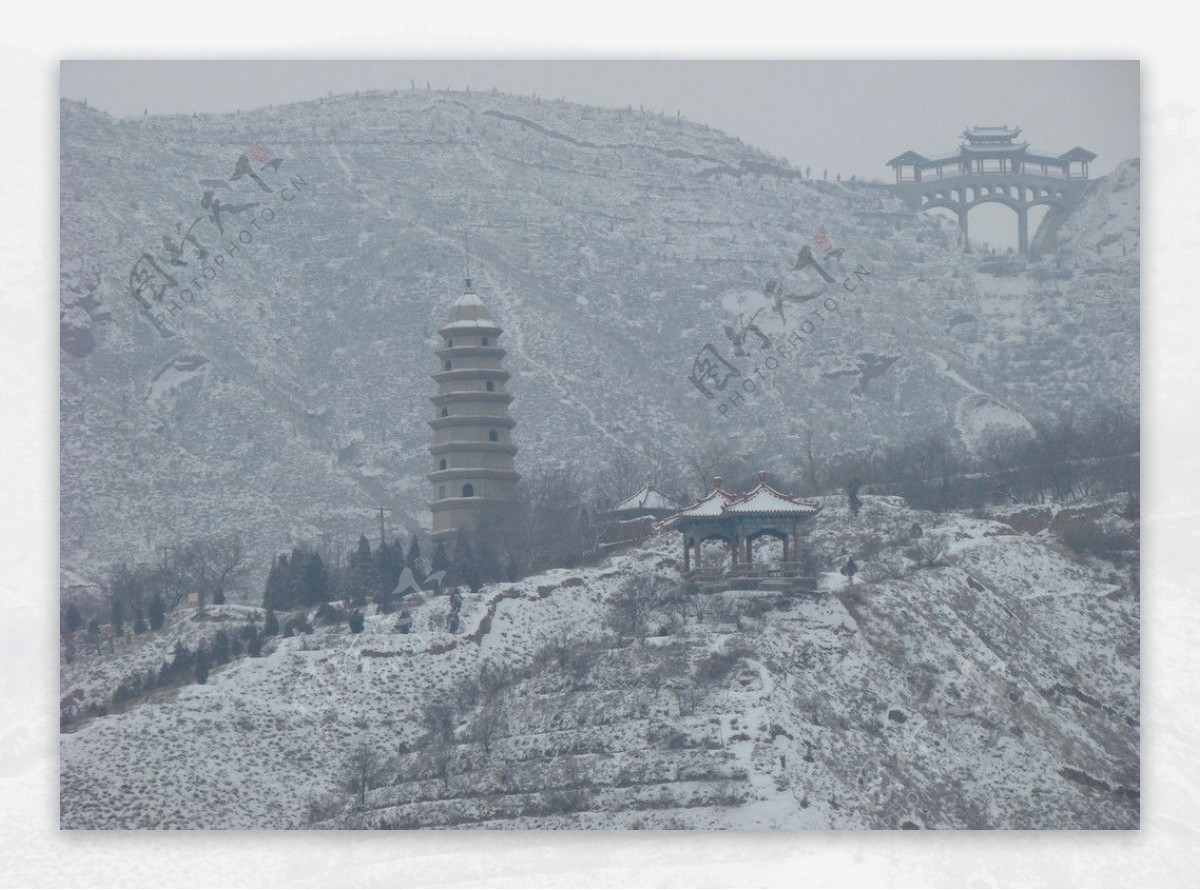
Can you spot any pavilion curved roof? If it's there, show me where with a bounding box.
[610,485,677,513]
[723,478,821,516]
[672,473,820,521]
[674,486,738,519]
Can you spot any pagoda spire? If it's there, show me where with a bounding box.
[464,231,472,291]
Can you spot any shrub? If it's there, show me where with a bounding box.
[315,603,341,626]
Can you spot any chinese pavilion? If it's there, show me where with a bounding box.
[887,126,1097,255]
[671,472,821,581]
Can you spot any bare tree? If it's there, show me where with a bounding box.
[471,703,507,762]
[193,535,246,607]
[344,743,386,809]
[511,465,592,571]
[592,448,647,510]
[608,577,658,642]
[800,429,821,495]
[153,544,199,610]
[420,746,454,794]
[672,684,699,717]
[422,700,458,746]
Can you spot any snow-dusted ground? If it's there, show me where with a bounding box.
[60,496,1138,829]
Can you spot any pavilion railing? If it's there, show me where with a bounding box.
[682,563,816,590]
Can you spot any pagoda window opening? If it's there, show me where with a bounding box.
[446,338,453,347]
[462,483,475,498]
[488,429,499,442]
[438,485,446,499]
[486,380,495,392]
[481,336,490,346]
[439,458,447,470]
[444,360,452,371]
[440,408,449,418]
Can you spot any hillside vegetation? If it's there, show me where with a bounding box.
[60,495,1138,829]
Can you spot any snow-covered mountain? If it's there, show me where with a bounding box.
[59,91,1139,589]
[59,495,1139,829]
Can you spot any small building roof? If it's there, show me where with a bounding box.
[446,286,492,324]
[1058,146,1098,162]
[674,478,738,519]
[723,471,821,517]
[886,150,929,167]
[609,485,677,514]
[962,125,1022,141]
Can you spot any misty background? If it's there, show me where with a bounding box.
[61,60,1138,252]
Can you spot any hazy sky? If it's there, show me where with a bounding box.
[61,60,1138,249]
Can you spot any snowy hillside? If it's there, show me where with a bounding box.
[59,92,1139,588]
[59,496,1138,829]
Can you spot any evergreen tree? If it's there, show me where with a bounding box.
[391,535,407,577]
[212,630,231,665]
[263,609,280,636]
[62,602,83,637]
[840,557,859,586]
[247,626,263,658]
[87,618,101,653]
[847,478,862,517]
[431,541,450,575]
[372,540,393,600]
[195,643,210,684]
[315,602,343,626]
[407,534,422,571]
[505,555,519,582]
[476,544,501,583]
[263,554,292,611]
[149,592,166,631]
[110,597,125,635]
[452,533,482,592]
[347,534,373,607]
[133,605,147,635]
[299,552,330,606]
[349,610,365,634]
[167,641,194,683]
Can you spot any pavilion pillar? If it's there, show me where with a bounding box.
[745,537,753,565]
[730,536,739,566]
[959,209,970,253]
[1017,206,1029,255]
[683,538,690,573]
